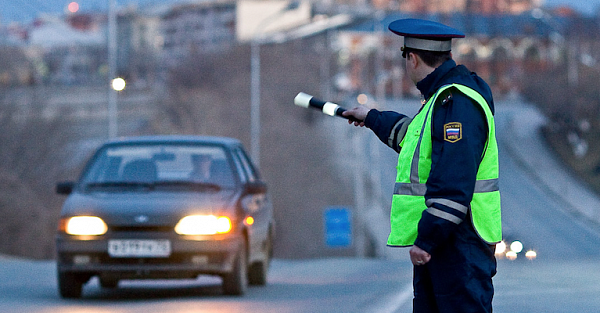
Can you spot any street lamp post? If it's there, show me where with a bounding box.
[108,0,118,138]
[250,2,299,167]
[250,38,261,167]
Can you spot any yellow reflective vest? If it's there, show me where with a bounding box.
[387,84,502,246]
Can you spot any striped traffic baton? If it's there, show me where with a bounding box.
[294,92,363,123]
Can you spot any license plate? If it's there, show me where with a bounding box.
[108,239,171,258]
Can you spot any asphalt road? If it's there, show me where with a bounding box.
[495,101,600,260]
[0,256,415,313]
[491,100,600,313]
[1,99,600,312]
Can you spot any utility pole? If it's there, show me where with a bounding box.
[108,0,118,138]
[250,2,300,167]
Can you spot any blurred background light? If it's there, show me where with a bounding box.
[111,77,126,91]
[510,240,523,254]
[67,2,79,13]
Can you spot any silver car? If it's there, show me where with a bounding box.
[55,136,274,298]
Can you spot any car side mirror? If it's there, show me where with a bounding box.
[245,180,267,194]
[56,181,75,195]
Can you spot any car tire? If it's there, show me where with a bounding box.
[248,261,267,286]
[99,277,119,289]
[248,235,272,286]
[57,271,84,298]
[222,244,248,296]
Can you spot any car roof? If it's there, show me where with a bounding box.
[102,135,242,147]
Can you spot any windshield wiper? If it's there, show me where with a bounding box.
[152,180,222,191]
[85,181,154,190]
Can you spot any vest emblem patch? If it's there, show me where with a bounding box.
[444,122,462,143]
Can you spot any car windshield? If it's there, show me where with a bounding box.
[81,144,237,190]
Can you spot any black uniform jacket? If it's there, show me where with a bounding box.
[364,60,495,253]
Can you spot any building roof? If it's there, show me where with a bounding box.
[29,15,104,48]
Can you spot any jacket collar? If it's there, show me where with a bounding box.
[416,59,457,100]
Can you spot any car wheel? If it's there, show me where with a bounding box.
[99,277,119,289]
[222,244,248,295]
[57,271,84,298]
[248,235,271,286]
[248,261,267,286]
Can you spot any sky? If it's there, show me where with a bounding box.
[0,0,164,25]
[544,0,600,13]
[1,0,600,25]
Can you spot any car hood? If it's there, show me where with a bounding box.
[60,189,239,226]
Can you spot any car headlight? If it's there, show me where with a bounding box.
[509,240,523,254]
[495,241,507,255]
[175,215,232,235]
[525,250,537,260]
[62,216,108,236]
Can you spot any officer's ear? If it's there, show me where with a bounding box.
[407,51,419,69]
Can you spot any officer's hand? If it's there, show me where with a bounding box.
[342,106,369,127]
[410,245,431,266]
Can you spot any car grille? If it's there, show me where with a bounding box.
[109,225,173,233]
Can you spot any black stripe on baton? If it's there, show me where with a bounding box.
[294,92,362,122]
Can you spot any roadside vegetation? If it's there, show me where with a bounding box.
[522,59,600,196]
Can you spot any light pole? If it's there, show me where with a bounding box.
[108,0,118,138]
[250,38,261,167]
[250,2,299,167]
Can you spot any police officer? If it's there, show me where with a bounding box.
[343,19,501,313]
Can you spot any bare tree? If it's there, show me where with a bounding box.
[0,47,80,259]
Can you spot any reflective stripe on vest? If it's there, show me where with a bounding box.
[387,83,502,247]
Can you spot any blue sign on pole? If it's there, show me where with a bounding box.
[324,207,352,248]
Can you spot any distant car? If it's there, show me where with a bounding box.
[55,136,274,298]
[494,228,537,261]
